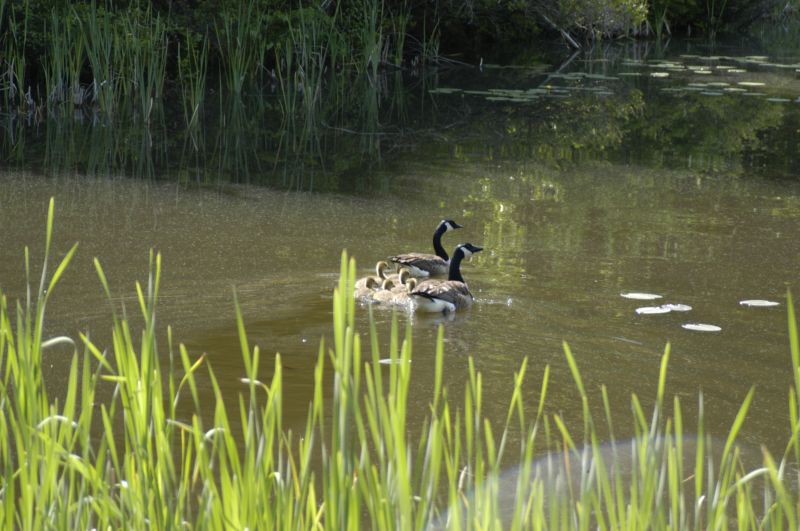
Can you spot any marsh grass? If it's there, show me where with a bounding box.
[178,29,209,130]
[78,5,117,113]
[2,199,799,528]
[122,8,168,124]
[44,9,86,106]
[216,4,263,96]
[2,0,30,112]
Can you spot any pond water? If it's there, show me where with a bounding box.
[2,39,800,454]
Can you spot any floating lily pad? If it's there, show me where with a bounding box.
[737,81,766,87]
[701,91,724,96]
[723,87,748,93]
[728,69,747,73]
[621,292,663,300]
[740,299,780,307]
[379,358,411,365]
[767,97,791,103]
[682,323,722,332]
[662,303,692,312]
[636,306,672,315]
[650,72,670,78]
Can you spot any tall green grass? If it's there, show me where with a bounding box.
[44,9,85,106]
[178,29,209,130]
[1,199,799,528]
[1,0,30,111]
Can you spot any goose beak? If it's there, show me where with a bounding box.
[452,221,463,229]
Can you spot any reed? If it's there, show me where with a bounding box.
[43,9,85,106]
[2,0,29,111]
[121,7,169,124]
[77,4,117,113]
[178,29,209,130]
[0,199,799,528]
[216,4,262,96]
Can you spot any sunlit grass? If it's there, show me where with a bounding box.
[1,198,799,528]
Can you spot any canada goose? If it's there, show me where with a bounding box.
[354,261,390,291]
[389,219,463,277]
[354,276,381,300]
[389,277,418,306]
[371,278,398,303]
[385,267,411,286]
[411,243,483,313]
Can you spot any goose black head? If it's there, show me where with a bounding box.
[441,219,463,232]
[457,243,483,258]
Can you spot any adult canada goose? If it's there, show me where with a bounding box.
[354,261,390,292]
[411,243,483,313]
[354,276,381,300]
[389,219,463,277]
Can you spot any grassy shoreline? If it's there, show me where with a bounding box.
[1,1,792,119]
[1,198,799,528]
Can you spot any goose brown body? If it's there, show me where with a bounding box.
[411,243,483,313]
[389,219,462,277]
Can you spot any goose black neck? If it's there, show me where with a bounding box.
[433,224,449,261]
[448,249,466,282]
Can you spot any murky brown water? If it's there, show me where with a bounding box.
[2,42,800,454]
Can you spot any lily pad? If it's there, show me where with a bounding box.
[636,306,672,315]
[379,358,411,365]
[621,292,663,300]
[651,72,670,78]
[662,303,692,312]
[737,81,766,87]
[682,323,722,332]
[739,299,780,307]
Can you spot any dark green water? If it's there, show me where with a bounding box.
[2,40,800,453]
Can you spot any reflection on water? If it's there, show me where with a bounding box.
[1,39,800,452]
